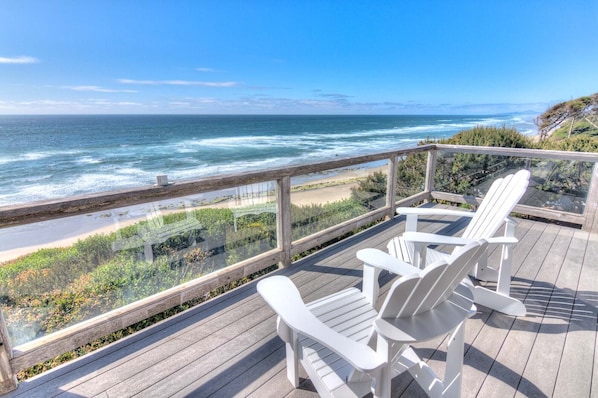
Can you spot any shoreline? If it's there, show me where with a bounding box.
[0,165,384,263]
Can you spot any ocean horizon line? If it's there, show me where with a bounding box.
[0,111,537,117]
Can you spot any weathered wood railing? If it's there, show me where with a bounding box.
[0,143,598,392]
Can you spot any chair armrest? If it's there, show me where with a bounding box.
[396,207,476,218]
[486,236,518,245]
[397,207,476,232]
[257,276,385,373]
[402,231,476,247]
[357,248,421,276]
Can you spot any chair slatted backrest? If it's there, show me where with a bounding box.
[379,239,488,320]
[461,170,530,241]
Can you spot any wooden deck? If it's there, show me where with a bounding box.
[5,205,598,397]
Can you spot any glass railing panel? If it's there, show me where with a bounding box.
[290,161,388,241]
[226,181,278,262]
[433,151,528,196]
[434,151,593,214]
[0,184,278,346]
[395,152,428,199]
[522,158,592,214]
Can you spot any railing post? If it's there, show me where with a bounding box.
[386,156,399,219]
[424,149,437,202]
[0,310,17,393]
[277,176,293,267]
[582,162,598,232]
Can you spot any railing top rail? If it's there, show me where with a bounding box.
[0,145,432,228]
[435,144,598,161]
[2,143,597,228]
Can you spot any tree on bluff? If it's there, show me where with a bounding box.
[536,93,598,139]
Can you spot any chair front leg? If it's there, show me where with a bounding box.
[374,335,392,398]
[405,214,419,232]
[277,318,300,387]
[285,339,299,387]
[363,264,382,306]
[497,242,513,296]
[469,246,496,281]
[443,322,466,398]
[497,221,516,296]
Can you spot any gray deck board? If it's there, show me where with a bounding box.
[476,223,563,398]
[4,206,597,398]
[551,229,596,398]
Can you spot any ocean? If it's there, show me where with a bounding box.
[0,114,537,207]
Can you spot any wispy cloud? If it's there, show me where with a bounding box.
[0,56,39,64]
[169,97,218,107]
[68,85,137,93]
[446,102,550,114]
[0,98,145,113]
[0,90,546,115]
[319,93,353,99]
[87,99,142,106]
[118,78,238,87]
[196,67,216,72]
[0,99,72,107]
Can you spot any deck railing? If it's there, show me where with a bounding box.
[1,143,598,392]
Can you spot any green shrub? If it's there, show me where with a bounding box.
[351,171,387,209]
[291,199,366,240]
[434,126,531,194]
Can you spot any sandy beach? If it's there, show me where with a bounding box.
[0,165,386,263]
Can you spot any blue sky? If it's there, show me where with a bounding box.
[1,0,596,115]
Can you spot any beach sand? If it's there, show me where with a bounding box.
[0,165,386,262]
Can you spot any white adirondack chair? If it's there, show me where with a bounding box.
[257,239,488,398]
[388,169,530,316]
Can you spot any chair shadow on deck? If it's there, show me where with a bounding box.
[479,276,598,332]
[414,211,598,328]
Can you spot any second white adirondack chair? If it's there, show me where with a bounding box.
[257,239,488,398]
[388,169,530,316]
